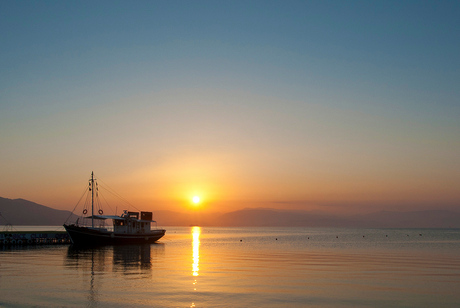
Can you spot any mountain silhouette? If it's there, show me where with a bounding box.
[212,208,460,228]
[0,197,77,226]
[1,197,459,228]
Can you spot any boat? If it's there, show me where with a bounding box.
[63,172,166,245]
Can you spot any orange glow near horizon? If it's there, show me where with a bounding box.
[9,152,460,217]
[109,154,460,214]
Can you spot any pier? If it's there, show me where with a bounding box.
[0,231,71,246]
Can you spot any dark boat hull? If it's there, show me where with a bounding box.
[63,224,166,245]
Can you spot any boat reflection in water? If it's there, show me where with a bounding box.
[66,244,164,271]
[65,243,165,305]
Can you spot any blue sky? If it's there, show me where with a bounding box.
[1,1,459,213]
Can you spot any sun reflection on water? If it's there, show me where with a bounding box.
[192,226,201,277]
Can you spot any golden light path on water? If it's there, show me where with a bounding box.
[191,226,201,308]
[192,226,201,277]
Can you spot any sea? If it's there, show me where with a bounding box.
[1,226,460,307]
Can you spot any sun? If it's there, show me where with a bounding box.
[192,196,201,204]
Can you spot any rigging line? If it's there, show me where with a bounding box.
[96,177,141,212]
[84,189,92,212]
[99,187,139,211]
[98,190,116,215]
[64,184,89,223]
[96,196,101,212]
[95,196,105,216]
[96,180,131,205]
[97,184,130,207]
[80,190,92,222]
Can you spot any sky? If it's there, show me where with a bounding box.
[1,0,459,215]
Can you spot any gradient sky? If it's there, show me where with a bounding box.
[1,1,459,214]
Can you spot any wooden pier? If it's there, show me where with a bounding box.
[0,231,71,246]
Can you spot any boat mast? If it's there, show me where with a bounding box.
[91,171,94,228]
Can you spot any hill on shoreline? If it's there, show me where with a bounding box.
[0,197,77,226]
[209,208,460,228]
[1,197,459,228]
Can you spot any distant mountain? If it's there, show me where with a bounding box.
[350,210,460,228]
[156,208,460,228]
[1,197,459,228]
[0,197,78,226]
[152,210,189,226]
[219,208,460,228]
[214,208,347,227]
[152,210,222,227]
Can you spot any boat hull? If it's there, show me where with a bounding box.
[63,224,166,246]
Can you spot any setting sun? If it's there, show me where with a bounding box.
[192,196,201,204]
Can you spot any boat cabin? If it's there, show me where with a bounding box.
[112,210,155,234]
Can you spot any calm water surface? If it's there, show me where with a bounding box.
[1,227,460,307]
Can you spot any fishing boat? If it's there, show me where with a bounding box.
[63,172,166,245]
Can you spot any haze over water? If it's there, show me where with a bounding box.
[1,227,460,307]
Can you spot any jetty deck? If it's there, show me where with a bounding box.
[0,231,70,245]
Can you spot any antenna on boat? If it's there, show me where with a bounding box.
[91,171,94,228]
